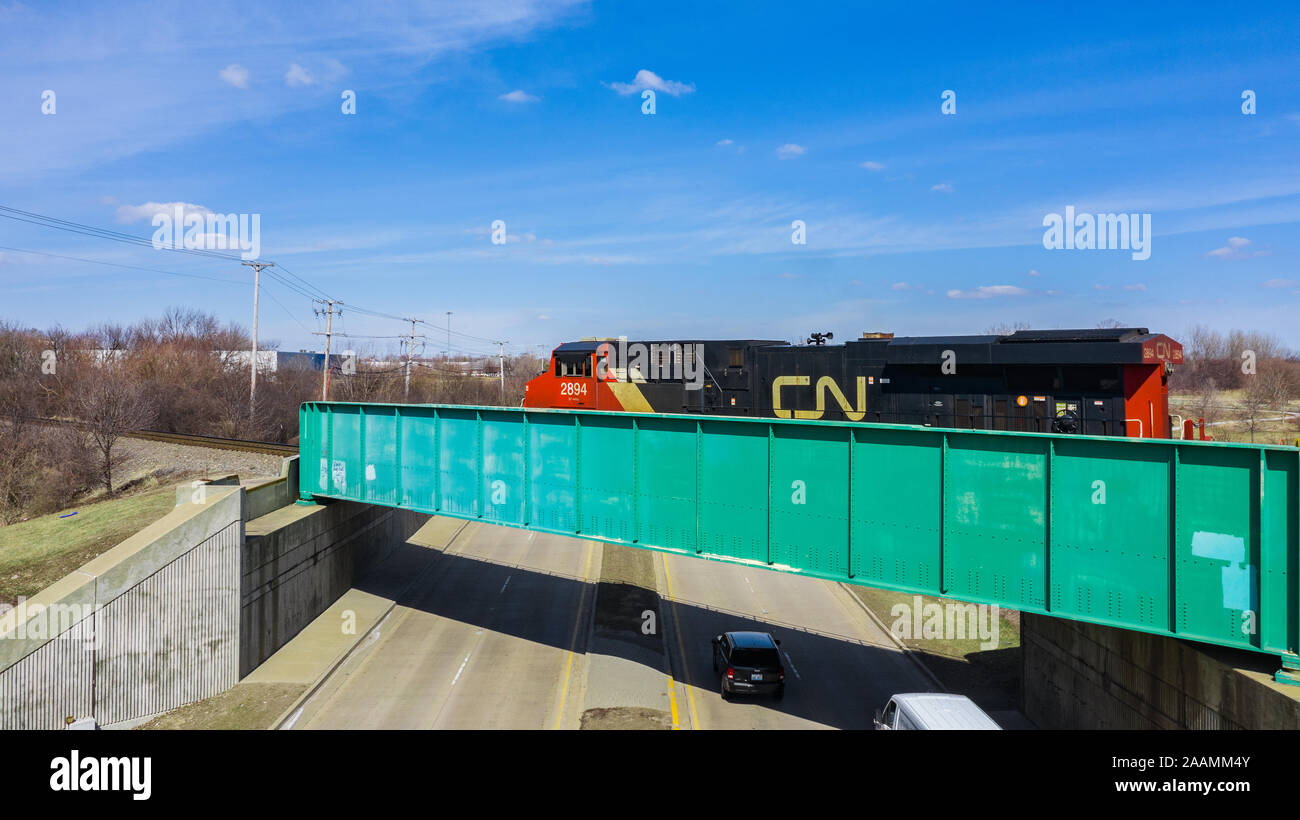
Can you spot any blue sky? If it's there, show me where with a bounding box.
[2,0,1299,359]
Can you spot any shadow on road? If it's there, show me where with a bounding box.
[350,525,996,730]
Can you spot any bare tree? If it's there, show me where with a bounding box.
[1241,366,1290,444]
[77,367,156,494]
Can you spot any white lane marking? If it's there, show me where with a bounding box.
[499,575,512,595]
[281,707,304,730]
[451,652,473,686]
[782,651,802,680]
[528,531,536,542]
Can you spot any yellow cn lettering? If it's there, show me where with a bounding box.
[772,375,867,420]
[817,376,867,421]
[771,375,809,419]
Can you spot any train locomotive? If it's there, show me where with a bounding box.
[523,327,1184,439]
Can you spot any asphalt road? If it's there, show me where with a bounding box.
[290,523,597,730]
[288,521,934,730]
[658,551,935,730]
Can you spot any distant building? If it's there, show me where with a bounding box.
[91,349,327,373]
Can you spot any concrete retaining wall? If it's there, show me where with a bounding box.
[1022,612,1300,729]
[240,499,429,676]
[244,458,300,522]
[0,454,429,729]
[0,487,243,730]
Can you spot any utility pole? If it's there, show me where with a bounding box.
[403,317,419,402]
[242,261,274,422]
[313,299,340,401]
[445,311,452,360]
[498,341,506,402]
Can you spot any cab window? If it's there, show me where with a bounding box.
[556,358,591,377]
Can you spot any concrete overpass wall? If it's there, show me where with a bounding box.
[240,498,429,676]
[1022,612,1300,729]
[0,455,428,728]
[0,486,243,730]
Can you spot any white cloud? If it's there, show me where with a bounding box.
[606,69,695,97]
[1027,269,1040,276]
[114,201,212,224]
[219,64,249,89]
[946,285,1030,299]
[1094,284,1111,291]
[1122,283,1148,291]
[285,63,314,87]
[0,2,587,183]
[930,183,954,193]
[859,161,885,171]
[537,314,551,320]
[1207,236,1265,258]
[891,281,915,291]
[1262,278,1299,288]
[716,139,734,146]
[499,89,538,103]
[776,143,806,159]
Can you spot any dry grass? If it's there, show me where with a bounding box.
[0,480,179,606]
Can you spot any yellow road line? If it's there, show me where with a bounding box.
[661,551,700,730]
[667,674,680,729]
[553,541,595,730]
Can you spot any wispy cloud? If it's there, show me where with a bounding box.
[776,143,806,159]
[605,69,695,96]
[859,161,885,171]
[218,64,249,89]
[947,285,1031,299]
[115,201,212,223]
[930,183,954,193]
[285,62,314,87]
[1206,236,1268,258]
[0,1,584,179]
[499,89,539,103]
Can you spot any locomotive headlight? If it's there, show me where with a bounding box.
[1016,395,1028,407]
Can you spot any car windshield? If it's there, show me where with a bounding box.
[730,648,779,668]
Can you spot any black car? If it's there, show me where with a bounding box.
[711,631,785,701]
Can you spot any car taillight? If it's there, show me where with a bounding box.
[726,667,734,680]
[779,668,784,681]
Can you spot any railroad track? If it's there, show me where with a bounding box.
[123,430,298,456]
[10,416,298,456]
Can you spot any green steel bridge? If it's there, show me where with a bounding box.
[297,401,1300,682]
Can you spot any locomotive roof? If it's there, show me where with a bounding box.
[551,329,1181,366]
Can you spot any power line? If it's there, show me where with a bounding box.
[0,244,244,285]
[0,204,513,356]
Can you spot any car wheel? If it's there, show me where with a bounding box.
[773,685,785,701]
[720,677,731,701]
